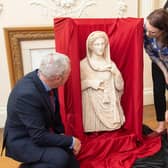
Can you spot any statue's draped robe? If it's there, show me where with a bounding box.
[81,57,125,132]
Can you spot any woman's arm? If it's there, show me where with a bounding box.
[144,31,168,84]
[156,60,168,84]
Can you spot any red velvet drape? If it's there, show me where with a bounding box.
[54,18,161,168]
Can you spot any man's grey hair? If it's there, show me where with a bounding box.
[39,52,70,79]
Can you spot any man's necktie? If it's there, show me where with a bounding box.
[49,89,55,112]
[49,89,55,133]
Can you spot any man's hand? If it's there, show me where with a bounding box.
[73,137,81,155]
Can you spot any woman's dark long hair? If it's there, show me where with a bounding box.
[146,0,168,46]
[163,0,168,9]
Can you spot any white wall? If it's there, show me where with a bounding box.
[0,0,157,127]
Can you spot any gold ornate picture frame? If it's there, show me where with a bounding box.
[4,27,55,88]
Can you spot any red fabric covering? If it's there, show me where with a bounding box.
[54,18,161,168]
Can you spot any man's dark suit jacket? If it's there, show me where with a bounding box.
[3,70,73,163]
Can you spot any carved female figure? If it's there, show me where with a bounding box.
[80,31,125,132]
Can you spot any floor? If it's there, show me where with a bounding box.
[143,104,157,129]
[0,104,158,168]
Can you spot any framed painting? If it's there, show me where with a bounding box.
[4,27,55,87]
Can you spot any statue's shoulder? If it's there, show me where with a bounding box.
[80,57,87,66]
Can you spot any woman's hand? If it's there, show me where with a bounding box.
[164,72,168,85]
[98,81,105,90]
[165,110,168,122]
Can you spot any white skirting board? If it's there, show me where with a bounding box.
[144,87,168,105]
[143,88,154,105]
[0,106,7,128]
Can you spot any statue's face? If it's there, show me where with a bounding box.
[91,37,106,56]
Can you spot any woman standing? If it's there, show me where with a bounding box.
[144,2,168,134]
